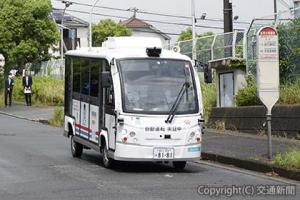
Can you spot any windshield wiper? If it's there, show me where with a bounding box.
[165,82,190,123]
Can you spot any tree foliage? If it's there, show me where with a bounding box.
[0,0,59,71]
[92,19,132,47]
[278,18,300,83]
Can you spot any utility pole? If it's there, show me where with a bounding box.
[90,0,102,49]
[128,7,139,18]
[223,0,233,33]
[191,0,197,61]
[274,0,278,21]
[61,1,72,59]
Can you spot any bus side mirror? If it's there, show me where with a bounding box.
[101,72,112,88]
[204,64,212,83]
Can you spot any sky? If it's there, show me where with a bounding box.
[51,0,294,41]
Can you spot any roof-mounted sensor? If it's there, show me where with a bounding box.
[146,47,162,57]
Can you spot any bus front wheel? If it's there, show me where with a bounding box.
[71,135,83,158]
[172,161,186,170]
[101,143,114,169]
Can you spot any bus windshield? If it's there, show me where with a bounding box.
[118,59,198,115]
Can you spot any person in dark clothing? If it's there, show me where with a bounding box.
[22,70,33,106]
[4,73,14,107]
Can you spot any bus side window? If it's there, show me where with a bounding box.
[81,59,90,95]
[90,60,99,98]
[72,58,81,94]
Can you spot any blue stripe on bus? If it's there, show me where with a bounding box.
[75,128,90,138]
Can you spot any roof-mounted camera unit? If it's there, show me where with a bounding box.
[146,47,162,57]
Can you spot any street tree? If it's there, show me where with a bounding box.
[92,19,132,47]
[0,0,59,72]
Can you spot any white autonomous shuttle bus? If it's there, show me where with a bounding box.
[64,37,204,169]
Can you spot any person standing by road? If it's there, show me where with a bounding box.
[22,70,33,106]
[4,73,14,107]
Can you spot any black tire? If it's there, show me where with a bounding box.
[71,135,83,158]
[172,161,186,170]
[101,142,114,169]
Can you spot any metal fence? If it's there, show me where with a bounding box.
[211,31,244,61]
[172,31,245,64]
[30,59,65,79]
[245,11,300,82]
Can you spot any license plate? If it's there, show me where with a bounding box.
[153,148,174,159]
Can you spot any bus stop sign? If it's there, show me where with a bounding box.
[256,26,279,114]
[256,26,279,159]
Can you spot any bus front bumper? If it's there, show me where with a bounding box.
[113,142,201,162]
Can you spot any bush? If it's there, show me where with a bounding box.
[279,80,300,104]
[235,75,261,106]
[49,106,64,127]
[272,148,300,170]
[235,76,300,106]
[200,76,217,121]
[12,76,64,106]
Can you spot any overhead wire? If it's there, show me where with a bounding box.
[52,0,251,25]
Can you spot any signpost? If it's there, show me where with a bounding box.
[256,27,280,159]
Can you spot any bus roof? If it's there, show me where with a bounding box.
[65,37,191,62]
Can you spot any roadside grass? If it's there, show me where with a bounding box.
[272,148,300,170]
[12,76,64,106]
[0,93,3,108]
[279,80,300,104]
[49,106,64,127]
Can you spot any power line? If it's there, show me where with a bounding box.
[56,8,181,35]
[52,0,250,25]
[57,7,226,30]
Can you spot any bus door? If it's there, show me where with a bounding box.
[80,95,90,140]
[103,72,116,150]
[79,60,90,140]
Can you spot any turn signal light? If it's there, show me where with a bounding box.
[196,137,201,143]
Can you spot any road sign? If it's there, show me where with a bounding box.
[256,26,280,159]
[256,26,280,114]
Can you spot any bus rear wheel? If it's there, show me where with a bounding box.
[71,135,83,158]
[101,143,114,169]
[172,161,186,170]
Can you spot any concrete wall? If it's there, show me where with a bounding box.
[208,105,300,137]
[76,27,89,48]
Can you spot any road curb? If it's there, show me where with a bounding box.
[202,152,300,181]
[0,111,50,125]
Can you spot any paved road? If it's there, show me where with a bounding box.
[0,114,298,200]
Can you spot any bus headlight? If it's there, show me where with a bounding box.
[129,131,136,137]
